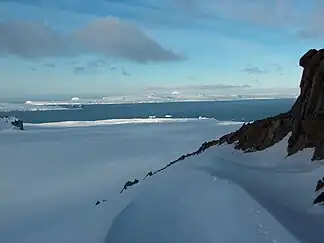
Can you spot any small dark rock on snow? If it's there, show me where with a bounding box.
[95,200,107,206]
[143,171,153,180]
[120,179,139,193]
[313,192,324,205]
[315,179,324,192]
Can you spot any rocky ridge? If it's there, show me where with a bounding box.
[119,49,324,204]
[217,49,324,161]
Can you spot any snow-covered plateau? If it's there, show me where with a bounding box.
[1,118,324,243]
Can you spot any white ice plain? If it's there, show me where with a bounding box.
[1,118,324,243]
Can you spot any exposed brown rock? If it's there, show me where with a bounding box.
[218,112,292,152]
[315,179,324,192]
[122,49,324,191]
[214,49,324,161]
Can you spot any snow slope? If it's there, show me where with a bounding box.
[1,119,324,243]
[106,170,299,243]
[0,119,236,243]
[107,134,324,243]
[104,125,324,243]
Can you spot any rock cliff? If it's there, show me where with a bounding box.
[121,49,324,194]
[218,49,324,160]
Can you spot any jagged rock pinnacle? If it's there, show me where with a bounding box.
[217,49,324,161]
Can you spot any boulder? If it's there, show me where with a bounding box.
[11,119,24,130]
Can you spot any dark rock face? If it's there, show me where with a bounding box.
[288,49,324,160]
[120,49,324,194]
[313,192,324,205]
[315,179,324,192]
[216,49,324,160]
[218,112,292,152]
[11,119,24,130]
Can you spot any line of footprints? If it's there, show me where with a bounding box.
[248,207,278,243]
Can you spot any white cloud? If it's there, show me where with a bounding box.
[73,66,86,74]
[173,0,324,38]
[0,21,72,58]
[74,17,184,62]
[241,65,267,75]
[148,84,251,91]
[0,17,184,62]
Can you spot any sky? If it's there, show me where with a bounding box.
[0,0,324,99]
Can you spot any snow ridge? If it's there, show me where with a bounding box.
[119,139,218,193]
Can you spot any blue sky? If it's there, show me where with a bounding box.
[0,0,323,98]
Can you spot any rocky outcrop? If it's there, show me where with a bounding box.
[217,112,292,152]
[314,178,324,204]
[216,49,324,161]
[0,116,24,131]
[119,49,324,196]
[11,119,24,130]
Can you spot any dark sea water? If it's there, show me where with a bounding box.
[0,99,295,123]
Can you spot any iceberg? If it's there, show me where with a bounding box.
[71,97,80,101]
